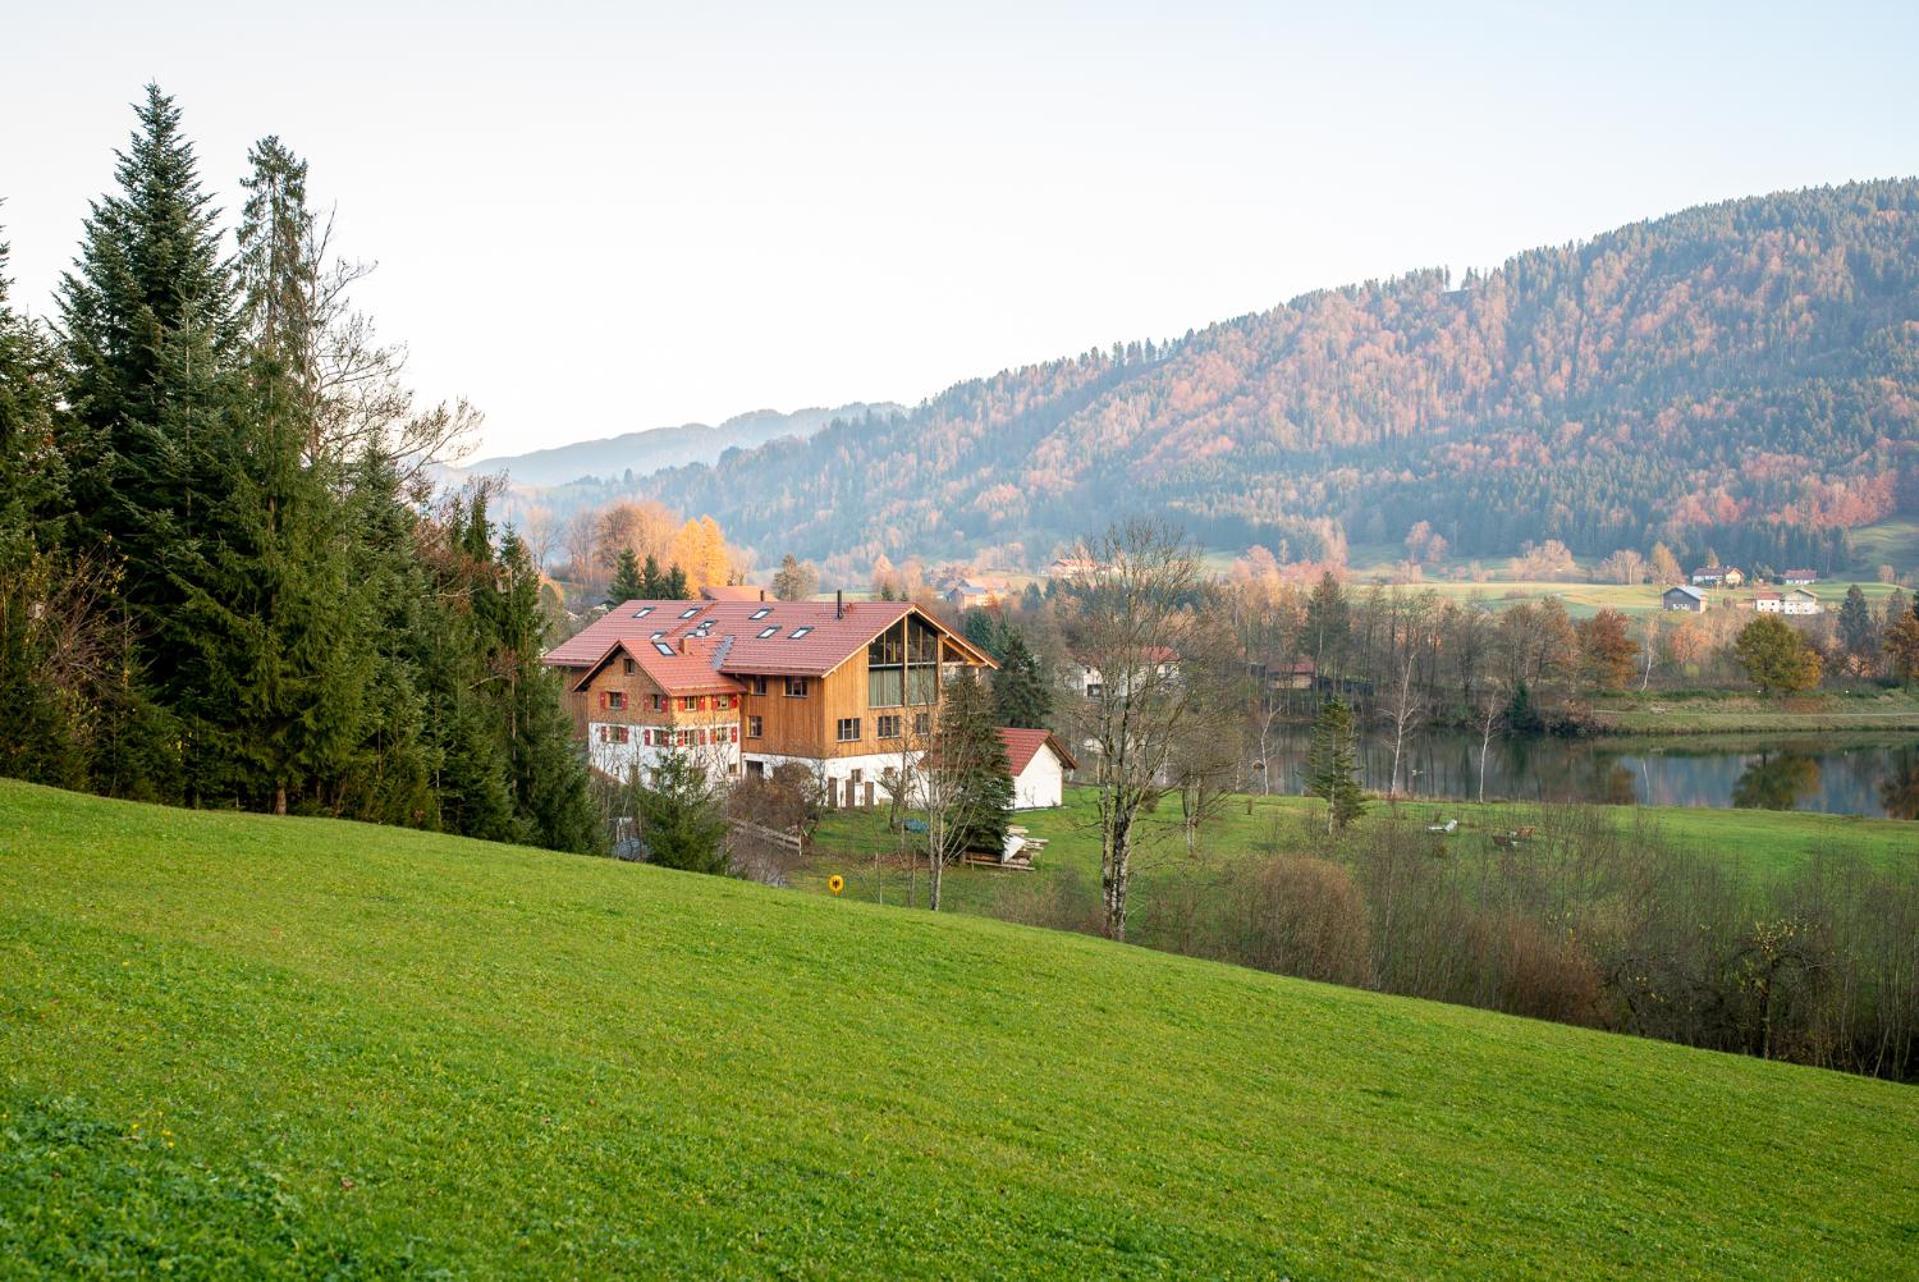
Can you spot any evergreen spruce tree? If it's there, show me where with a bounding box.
[59,85,238,663]
[1838,585,1875,659]
[1504,679,1543,734]
[0,220,92,785]
[498,530,599,852]
[937,670,1014,857]
[1304,696,1366,834]
[992,627,1052,728]
[197,134,368,813]
[341,447,437,827]
[605,547,645,604]
[631,750,729,873]
[664,563,688,598]
[639,552,665,597]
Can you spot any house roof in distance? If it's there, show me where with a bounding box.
[1668,585,1705,600]
[997,727,1078,774]
[700,584,767,602]
[546,599,995,678]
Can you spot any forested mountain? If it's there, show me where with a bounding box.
[444,403,899,489]
[632,181,1919,576]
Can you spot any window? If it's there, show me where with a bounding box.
[623,658,636,675]
[651,693,667,712]
[758,626,779,638]
[679,607,700,619]
[750,607,772,620]
[650,630,666,641]
[597,725,630,744]
[654,642,675,657]
[633,606,653,618]
[749,676,768,695]
[747,715,763,738]
[784,676,808,698]
[914,712,931,736]
[606,691,627,711]
[836,717,861,742]
[789,626,812,639]
[876,714,901,739]
[681,696,699,712]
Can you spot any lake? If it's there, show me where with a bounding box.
[1254,730,1919,819]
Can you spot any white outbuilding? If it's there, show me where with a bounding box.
[997,727,1078,810]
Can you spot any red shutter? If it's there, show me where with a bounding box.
[598,691,607,710]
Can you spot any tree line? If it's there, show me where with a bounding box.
[0,86,596,850]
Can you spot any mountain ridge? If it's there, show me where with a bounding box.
[449,402,903,489]
[525,181,1919,577]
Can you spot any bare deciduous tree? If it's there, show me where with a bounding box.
[1066,518,1207,941]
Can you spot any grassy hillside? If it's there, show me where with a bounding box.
[3,781,1916,1278]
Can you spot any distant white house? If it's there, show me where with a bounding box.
[1753,589,1783,614]
[1782,588,1821,616]
[1663,585,1707,612]
[997,728,1077,810]
[1690,566,1744,588]
[1075,646,1179,699]
[1782,569,1818,586]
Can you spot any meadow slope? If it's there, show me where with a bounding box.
[2,780,1915,1278]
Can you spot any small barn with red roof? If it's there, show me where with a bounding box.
[997,727,1077,810]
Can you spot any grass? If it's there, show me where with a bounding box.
[1588,687,1919,734]
[4,779,1917,1277]
[808,788,1918,925]
[1847,518,1919,573]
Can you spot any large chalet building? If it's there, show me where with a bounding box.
[543,593,996,808]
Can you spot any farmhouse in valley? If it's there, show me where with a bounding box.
[545,596,997,807]
[1781,587,1821,615]
[1781,569,1818,585]
[1663,585,1707,612]
[1689,566,1744,587]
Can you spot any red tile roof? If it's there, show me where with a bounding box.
[997,727,1078,774]
[546,599,994,678]
[568,637,744,697]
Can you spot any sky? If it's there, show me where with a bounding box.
[4,1,1916,461]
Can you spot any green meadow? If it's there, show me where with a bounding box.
[5,779,1916,1278]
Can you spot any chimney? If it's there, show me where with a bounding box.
[836,589,843,620]
[759,587,766,603]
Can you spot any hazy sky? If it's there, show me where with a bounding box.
[4,1,1915,460]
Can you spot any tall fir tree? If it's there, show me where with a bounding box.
[936,669,1014,857]
[991,627,1052,729]
[1304,696,1366,834]
[639,552,665,597]
[606,547,645,604]
[58,84,244,799]
[664,563,688,598]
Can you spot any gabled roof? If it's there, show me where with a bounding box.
[998,727,1078,774]
[546,599,995,678]
[1668,584,1705,600]
[700,584,766,602]
[569,637,744,697]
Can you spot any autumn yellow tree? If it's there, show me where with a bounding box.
[668,515,733,591]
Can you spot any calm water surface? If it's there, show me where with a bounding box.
[1255,731,1919,819]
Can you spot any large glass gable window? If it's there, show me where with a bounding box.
[870,616,942,707]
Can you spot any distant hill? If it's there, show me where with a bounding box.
[446,403,901,489]
[631,180,1919,577]
[5,778,1916,1275]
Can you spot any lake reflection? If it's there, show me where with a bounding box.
[1255,731,1919,819]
